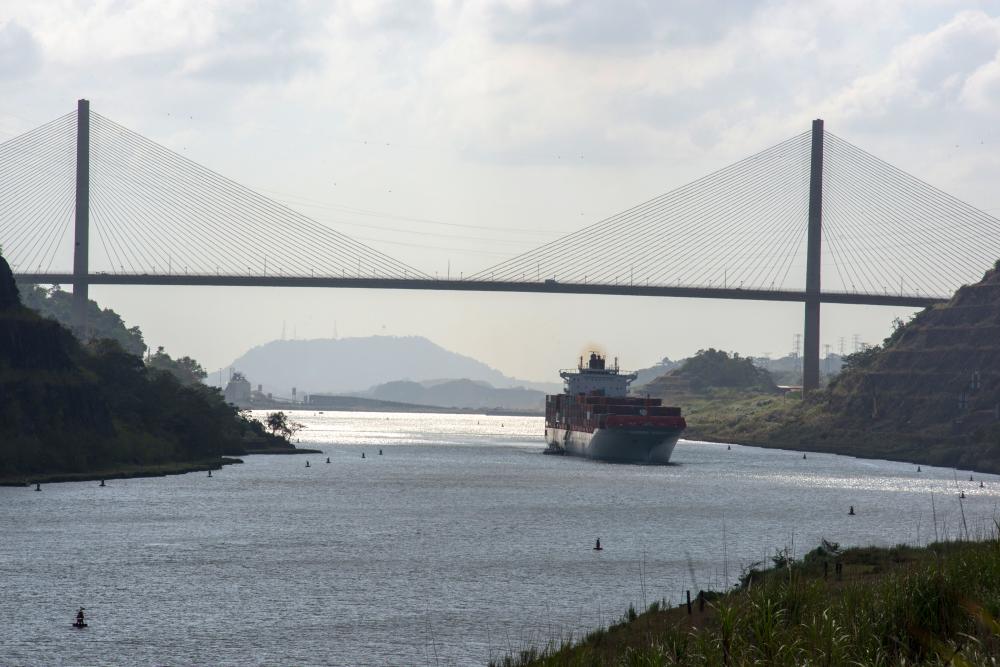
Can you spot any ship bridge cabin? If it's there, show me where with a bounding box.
[559,352,637,398]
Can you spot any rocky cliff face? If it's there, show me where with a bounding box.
[828,263,1000,429]
[765,261,1000,470]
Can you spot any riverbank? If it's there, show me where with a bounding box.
[669,387,1000,475]
[499,537,1000,666]
[0,457,246,487]
[0,445,325,485]
[243,447,321,455]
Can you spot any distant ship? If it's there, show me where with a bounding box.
[544,352,686,464]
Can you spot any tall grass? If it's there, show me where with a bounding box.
[492,532,1000,666]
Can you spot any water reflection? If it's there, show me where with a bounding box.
[1,411,997,666]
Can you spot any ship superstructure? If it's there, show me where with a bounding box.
[545,352,685,463]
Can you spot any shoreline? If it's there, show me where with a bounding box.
[0,457,245,487]
[683,429,997,475]
[244,447,321,455]
[0,444,326,486]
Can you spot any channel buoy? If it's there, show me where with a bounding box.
[379,449,383,456]
[727,445,731,450]
[305,461,310,468]
[980,481,985,488]
[207,469,212,477]
[593,538,603,551]
[917,466,922,472]
[960,491,966,499]
[848,505,855,516]
[803,454,807,460]
[326,457,331,464]
[34,482,41,492]
[970,475,974,482]
[99,480,105,487]
[362,452,366,459]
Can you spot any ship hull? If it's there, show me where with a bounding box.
[545,426,681,464]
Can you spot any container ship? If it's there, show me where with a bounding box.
[544,352,686,464]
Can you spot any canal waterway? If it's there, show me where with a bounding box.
[2,411,998,666]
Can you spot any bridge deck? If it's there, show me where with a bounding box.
[14,273,944,308]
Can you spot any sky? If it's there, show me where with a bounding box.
[2,0,1000,383]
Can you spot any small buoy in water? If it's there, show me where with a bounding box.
[34,482,41,492]
[326,457,331,464]
[593,538,603,551]
[99,480,105,487]
[848,505,855,516]
[379,449,383,456]
[306,461,310,468]
[207,470,212,478]
[960,491,966,499]
[727,445,731,450]
[362,452,366,459]
[803,454,807,459]
[970,475,974,481]
[917,466,922,472]
[981,481,985,488]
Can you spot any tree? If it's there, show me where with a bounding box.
[266,411,302,439]
[16,282,147,356]
[146,346,207,385]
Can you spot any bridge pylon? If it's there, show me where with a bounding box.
[803,119,824,392]
[72,98,90,334]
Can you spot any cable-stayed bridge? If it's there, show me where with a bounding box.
[3,100,998,390]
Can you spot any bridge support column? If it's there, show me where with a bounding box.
[72,99,90,334]
[803,119,824,392]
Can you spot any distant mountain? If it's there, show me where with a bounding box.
[632,358,682,391]
[752,353,845,385]
[210,336,560,397]
[360,378,544,411]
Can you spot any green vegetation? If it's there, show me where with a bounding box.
[639,349,777,398]
[16,282,146,356]
[644,264,1000,474]
[17,283,211,388]
[675,349,778,392]
[672,390,802,444]
[0,254,295,483]
[498,537,1000,666]
[265,411,303,439]
[147,345,208,386]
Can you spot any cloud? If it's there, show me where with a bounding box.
[0,20,41,78]
[485,0,762,52]
[821,11,1000,127]
[178,1,326,83]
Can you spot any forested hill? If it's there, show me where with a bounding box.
[693,260,1000,473]
[0,254,289,481]
[638,348,778,396]
[17,282,146,356]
